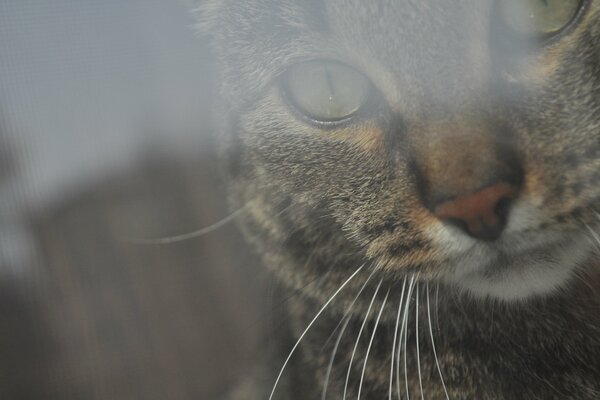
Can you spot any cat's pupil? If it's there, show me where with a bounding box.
[323,66,335,99]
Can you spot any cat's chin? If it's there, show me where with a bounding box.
[439,231,594,302]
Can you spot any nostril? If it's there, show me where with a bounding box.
[494,196,513,222]
[433,183,519,241]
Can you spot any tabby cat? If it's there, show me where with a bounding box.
[196,0,600,398]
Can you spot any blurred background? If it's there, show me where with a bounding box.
[0,1,264,398]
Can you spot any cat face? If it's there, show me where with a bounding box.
[198,0,600,301]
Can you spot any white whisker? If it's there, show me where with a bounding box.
[320,268,378,355]
[427,283,450,400]
[125,204,249,245]
[322,268,378,400]
[415,284,424,400]
[343,279,384,400]
[585,223,600,251]
[390,278,407,400]
[403,275,417,400]
[268,265,365,400]
[435,283,441,332]
[358,288,389,399]
[322,314,352,400]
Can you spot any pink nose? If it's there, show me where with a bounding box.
[433,183,519,241]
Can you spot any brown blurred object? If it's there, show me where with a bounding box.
[9,150,264,399]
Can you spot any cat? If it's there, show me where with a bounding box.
[196,0,600,398]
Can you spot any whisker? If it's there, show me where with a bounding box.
[427,283,450,400]
[415,284,424,400]
[320,268,379,355]
[403,275,417,400]
[321,268,378,400]
[343,279,384,400]
[435,282,441,332]
[124,204,249,245]
[584,223,600,252]
[268,264,365,400]
[390,278,407,400]
[571,267,600,295]
[358,288,390,399]
[252,263,331,336]
[322,314,352,400]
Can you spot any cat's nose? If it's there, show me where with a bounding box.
[432,182,519,241]
[410,118,523,241]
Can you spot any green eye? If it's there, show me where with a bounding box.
[498,0,584,37]
[284,60,371,123]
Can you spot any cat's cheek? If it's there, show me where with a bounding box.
[503,200,549,233]
[523,160,587,217]
[519,167,547,207]
[331,123,383,153]
[238,99,389,201]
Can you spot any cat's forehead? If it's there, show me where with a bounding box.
[325,0,490,52]
[322,0,493,106]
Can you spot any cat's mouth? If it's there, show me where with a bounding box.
[438,227,594,300]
